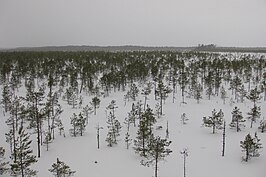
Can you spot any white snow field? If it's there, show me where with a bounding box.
[0,66,265,177]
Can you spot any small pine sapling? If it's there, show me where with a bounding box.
[49,158,76,177]
[229,106,245,132]
[258,118,266,133]
[91,96,100,115]
[181,113,189,125]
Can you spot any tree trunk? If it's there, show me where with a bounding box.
[222,121,226,156]
[155,142,159,177]
[245,148,249,162]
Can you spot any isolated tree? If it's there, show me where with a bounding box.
[49,158,76,177]
[0,147,9,175]
[11,126,37,177]
[240,134,254,162]
[258,119,266,133]
[202,109,224,134]
[229,107,245,132]
[180,113,189,125]
[141,136,172,177]
[247,105,261,128]
[91,96,100,115]
[240,133,262,162]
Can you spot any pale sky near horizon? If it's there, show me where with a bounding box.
[1,0,266,48]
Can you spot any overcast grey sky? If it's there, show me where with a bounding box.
[1,0,266,48]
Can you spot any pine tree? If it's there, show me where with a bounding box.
[70,113,78,137]
[180,113,189,125]
[91,96,100,115]
[246,86,261,107]
[155,80,172,115]
[105,112,121,147]
[238,85,246,103]
[106,100,118,117]
[125,132,132,149]
[1,84,12,114]
[220,86,227,104]
[229,75,242,100]
[251,132,262,157]
[247,105,261,128]
[11,126,38,177]
[49,158,76,177]
[229,106,245,132]
[129,83,139,101]
[240,133,263,162]
[194,83,203,103]
[0,147,9,175]
[134,107,156,157]
[141,82,152,110]
[258,119,266,133]
[240,133,254,162]
[141,136,172,177]
[26,86,46,158]
[76,112,87,136]
[202,109,224,134]
[82,105,93,125]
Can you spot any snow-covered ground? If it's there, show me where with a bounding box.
[0,83,265,177]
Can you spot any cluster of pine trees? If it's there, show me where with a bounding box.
[0,51,265,176]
